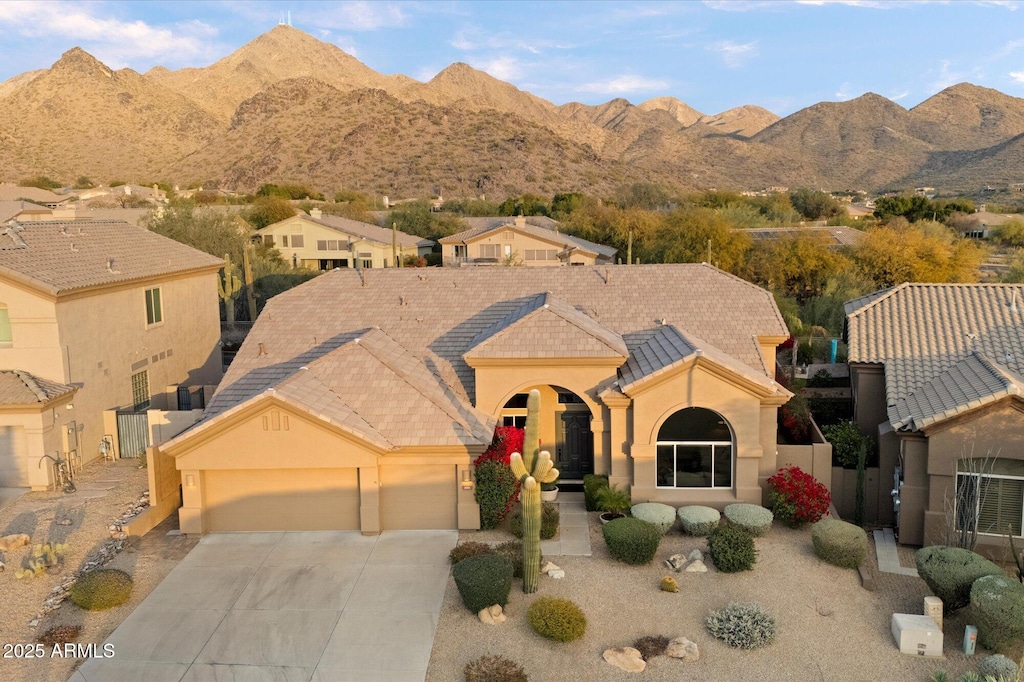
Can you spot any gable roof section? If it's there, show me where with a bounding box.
[618,325,787,397]
[0,370,76,405]
[440,219,617,259]
[265,214,433,249]
[464,292,628,360]
[846,283,1024,430]
[0,220,223,295]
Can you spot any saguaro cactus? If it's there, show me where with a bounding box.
[509,389,559,593]
[218,253,242,324]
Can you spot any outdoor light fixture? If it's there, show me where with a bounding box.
[461,470,474,490]
[185,474,196,487]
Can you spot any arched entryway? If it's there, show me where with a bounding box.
[501,385,594,481]
[656,407,734,489]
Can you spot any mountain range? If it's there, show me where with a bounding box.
[2,25,1023,197]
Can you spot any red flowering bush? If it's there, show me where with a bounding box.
[766,466,831,527]
[779,394,813,443]
[473,427,525,527]
[475,426,524,467]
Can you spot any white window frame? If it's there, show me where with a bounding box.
[145,287,163,327]
[956,471,1024,538]
[656,440,734,489]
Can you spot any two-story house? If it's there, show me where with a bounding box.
[440,216,617,267]
[0,219,224,489]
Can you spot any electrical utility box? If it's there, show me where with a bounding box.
[892,614,943,657]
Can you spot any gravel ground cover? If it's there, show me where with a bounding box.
[428,514,987,682]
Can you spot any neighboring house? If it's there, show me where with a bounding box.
[0,219,224,489]
[440,216,616,267]
[154,264,795,534]
[257,209,434,271]
[846,283,1024,555]
[0,184,71,208]
[740,225,864,249]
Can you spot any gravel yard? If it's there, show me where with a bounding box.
[428,515,988,682]
[0,458,197,682]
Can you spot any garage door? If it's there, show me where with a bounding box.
[380,464,457,529]
[204,469,360,531]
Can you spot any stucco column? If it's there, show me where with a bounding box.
[601,393,632,491]
[359,466,381,535]
[590,417,608,477]
[178,469,204,534]
[26,425,52,490]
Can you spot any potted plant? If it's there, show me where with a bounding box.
[540,475,559,502]
[596,484,631,524]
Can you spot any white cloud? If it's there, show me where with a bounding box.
[1011,71,1024,83]
[890,90,910,101]
[835,82,854,100]
[313,2,406,31]
[930,59,964,91]
[576,75,670,95]
[709,40,758,68]
[450,27,568,55]
[471,56,523,81]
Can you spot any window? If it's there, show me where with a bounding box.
[557,391,584,404]
[281,235,289,247]
[0,305,11,347]
[291,235,304,248]
[316,239,344,251]
[362,259,373,269]
[479,244,500,259]
[131,371,150,411]
[956,459,1024,537]
[503,415,527,428]
[526,249,559,261]
[504,394,529,409]
[145,288,162,325]
[656,407,733,488]
[263,235,275,247]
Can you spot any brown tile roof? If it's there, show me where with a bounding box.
[0,220,223,295]
[272,214,434,249]
[0,370,76,405]
[440,218,617,259]
[846,283,1024,430]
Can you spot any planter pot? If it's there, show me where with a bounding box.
[540,487,559,503]
[599,512,626,525]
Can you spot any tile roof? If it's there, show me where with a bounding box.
[0,185,66,203]
[0,201,51,223]
[0,220,223,295]
[275,214,434,249]
[0,370,76,405]
[846,283,1024,430]
[189,265,786,450]
[465,292,628,360]
[440,218,617,259]
[740,225,865,248]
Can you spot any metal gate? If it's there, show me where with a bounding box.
[116,411,150,458]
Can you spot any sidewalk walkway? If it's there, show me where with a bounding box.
[541,492,592,556]
[873,528,919,576]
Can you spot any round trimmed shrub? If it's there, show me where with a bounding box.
[69,569,133,611]
[705,602,776,649]
[449,541,493,566]
[979,654,1019,681]
[493,540,544,580]
[724,503,774,537]
[583,474,609,512]
[677,505,721,536]
[767,466,831,526]
[915,546,1004,613]
[452,554,514,613]
[464,654,528,682]
[630,502,676,535]
[602,517,662,565]
[474,460,518,530]
[510,502,559,540]
[527,597,586,642]
[811,518,868,568]
[707,523,757,572]
[970,573,1024,652]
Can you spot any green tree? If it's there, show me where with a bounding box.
[614,182,676,210]
[242,196,297,230]
[19,175,62,190]
[789,188,842,221]
[145,199,250,266]
[73,176,95,190]
[550,192,587,220]
[997,218,1024,247]
[646,207,750,274]
[852,222,985,288]
[749,232,847,300]
[497,194,549,216]
[388,200,466,242]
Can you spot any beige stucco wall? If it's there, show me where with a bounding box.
[851,363,887,437]
[261,216,430,271]
[0,400,71,488]
[0,282,62,377]
[463,229,602,267]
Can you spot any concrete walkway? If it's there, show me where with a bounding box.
[873,528,919,576]
[0,486,27,512]
[541,492,592,556]
[71,530,457,682]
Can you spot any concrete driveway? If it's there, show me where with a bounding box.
[71,530,457,682]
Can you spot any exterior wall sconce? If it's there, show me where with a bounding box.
[185,474,196,487]
[461,470,474,490]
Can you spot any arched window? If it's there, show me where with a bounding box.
[656,407,733,489]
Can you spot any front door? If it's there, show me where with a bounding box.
[557,412,593,480]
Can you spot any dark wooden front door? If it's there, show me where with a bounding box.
[557,412,593,480]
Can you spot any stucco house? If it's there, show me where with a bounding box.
[0,219,224,489]
[440,216,617,267]
[155,264,798,535]
[846,283,1024,554]
[257,209,434,271]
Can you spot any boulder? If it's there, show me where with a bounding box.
[548,568,565,579]
[661,576,679,592]
[666,637,700,662]
[603,647,646,673]
[688,549,703,562]
[684,559,708,573]
[478,604,506,625]
[540,561,560,573]
[0,534,30,551]
[665,554,686,571]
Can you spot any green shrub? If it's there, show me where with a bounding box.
[602,517,662,565]
[474,460,518,530]
[449,541,493,566]
[915,546,1004,613]
[724,503,773,537]
[970,574,1024,652]
[979,654,1018,681]
[452,554,514,613]
[69,569,133,611]
[595,484,632,515]
[630,502,676,535]
[677,505,721,536]
[493,540,543,579]
[707,524,757,572]
[822,420,874,468]
[633,635,670,661]
[527,597,586,642]
[464,654,528,682]
[510,502,559,540]
[583,474,609,511]
[705,602,776,649]
[811,518,868,568]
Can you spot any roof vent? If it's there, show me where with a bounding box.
[418,274,427,281]
[1012,291,1019,314]
[105,258,119,274]
[309,208,322,220]
[1006,351,1014,364]
[257,342,267,356]
[657,317,669,325]
[399,295,407,306]
[70,243,78,252]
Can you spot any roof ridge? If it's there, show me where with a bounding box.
[14,370,49,402]
[537,294,627,356]
[697,263,789,332]
[844,283,906,316]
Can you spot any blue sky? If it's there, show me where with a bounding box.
[0,1,1022,116]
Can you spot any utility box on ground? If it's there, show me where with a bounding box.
[892,614,943,657]
[924,596,943,629]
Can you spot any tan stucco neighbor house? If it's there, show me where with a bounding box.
[0,219,224,489]
[257,210,434,271]
[846,283,1024,555]
[440,216,617,267]
[156,264,797,535]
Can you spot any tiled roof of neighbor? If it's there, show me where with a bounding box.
[462,216,560,231]
[0,185,67,203]
[187,265,787,449]
[72,208,153,227]
[846,283,1024,430]
[0,220,223,295]
[0,201,52,223]
[741,226,864,248]
[0,370,76,405]
[272,214,434,249]
[440,218,617,259]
